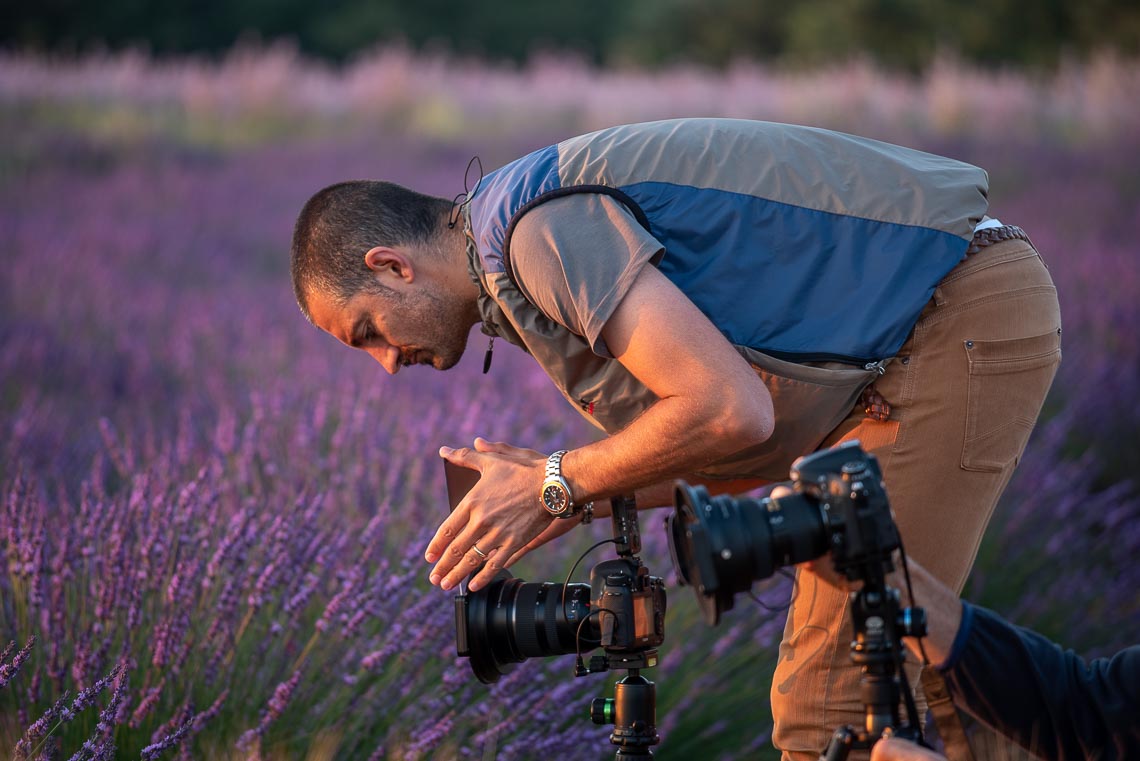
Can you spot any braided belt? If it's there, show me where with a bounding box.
[966,224,1034,256]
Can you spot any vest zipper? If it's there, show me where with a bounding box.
[761,349,886,367]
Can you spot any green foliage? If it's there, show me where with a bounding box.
[4,0,1139,70]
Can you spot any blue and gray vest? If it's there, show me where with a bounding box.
[465,118,990,480]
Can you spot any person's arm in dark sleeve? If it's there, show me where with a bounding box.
[939,602,1140,761]
[806,557,1139,761]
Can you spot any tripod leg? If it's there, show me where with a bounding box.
[820,726,857,761]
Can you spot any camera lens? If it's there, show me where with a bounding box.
[667,483,830,625]
[456,570,594,683]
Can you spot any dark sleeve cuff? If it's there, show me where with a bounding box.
[937,599,975,672]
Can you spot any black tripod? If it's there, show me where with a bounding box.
[820,563,928,760]
[591,664,659,759]
[581,496,662,759]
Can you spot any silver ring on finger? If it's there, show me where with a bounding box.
[472,544,488,559]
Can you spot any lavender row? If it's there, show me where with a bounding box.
[2,58,1138,758]
[1,367,623,758]
[2,48,1138,147]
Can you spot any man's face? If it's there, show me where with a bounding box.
[307,281,471,375]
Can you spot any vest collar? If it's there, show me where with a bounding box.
[464,204,520,344]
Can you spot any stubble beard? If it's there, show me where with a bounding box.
[405,286,474,371]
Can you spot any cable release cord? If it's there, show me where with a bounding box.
[575,607,620,673]
[749,568,797,613]
[561,537,621,647]
[894,534,927,734]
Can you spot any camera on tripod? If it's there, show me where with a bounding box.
[666,440,929,758]
[454,494,666,759]
[450,441,928,759]
[666,439,907,625]
[454,495,665,683]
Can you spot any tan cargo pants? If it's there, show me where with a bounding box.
[770,237,1063,759]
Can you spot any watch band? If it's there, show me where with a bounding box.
[545,450,569,482]
[541,450,593,519]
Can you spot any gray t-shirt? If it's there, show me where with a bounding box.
[499,189,881,481]
[508,193,663,357]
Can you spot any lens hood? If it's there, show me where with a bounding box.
[455,568,594,684]
[668,483,734,625]
[455,568,517,683]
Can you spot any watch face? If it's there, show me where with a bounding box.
[542,484,570,515]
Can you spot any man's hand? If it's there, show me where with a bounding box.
[503,515,581,567]
[426,438,564,592]
[871,736,947,761]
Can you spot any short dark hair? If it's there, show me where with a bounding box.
[290,180,452,319]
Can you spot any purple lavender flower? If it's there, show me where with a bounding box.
[260,667,305,729]
[129,680,166,728]
[191,689,229,733]
[14,690,72,760]
[69,664,122,715]
[140,714,196,760]
[0,635,36,689]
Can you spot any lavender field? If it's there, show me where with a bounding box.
[2,48,1139,760]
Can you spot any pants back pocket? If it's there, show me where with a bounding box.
[961,330,1062,473]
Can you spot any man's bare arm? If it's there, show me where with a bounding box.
[560,264,775,503]
[427,265,774,591]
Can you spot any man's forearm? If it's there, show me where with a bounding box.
[555,262,774,515]
[428,264,775,593]
[560,391,771,514]
[637,475,773,510]
[572,475,774,517]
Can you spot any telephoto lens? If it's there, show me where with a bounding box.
[667,484,830,625]
[455,569,595,684]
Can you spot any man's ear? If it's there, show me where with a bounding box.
[363,246,415,284]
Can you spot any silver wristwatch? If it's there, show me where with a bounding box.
[540,450,591,519]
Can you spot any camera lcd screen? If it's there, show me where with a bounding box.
[444,458,480,513]
[444,458,482,595]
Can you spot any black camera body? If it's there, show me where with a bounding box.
[668,440,900,625]
[454,495,666,684]
[784,439,900,580]
[590,558,667,652]
[453,495,667,757]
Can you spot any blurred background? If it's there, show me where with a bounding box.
[2,3,1138,760]
[4,0,1140,69]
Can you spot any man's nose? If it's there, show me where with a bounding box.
[367,345,400,375]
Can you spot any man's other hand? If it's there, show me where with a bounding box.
[426,437,560,593]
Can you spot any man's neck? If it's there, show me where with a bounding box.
[434,217,482,327]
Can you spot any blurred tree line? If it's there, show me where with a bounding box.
[3,0,1138,69]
